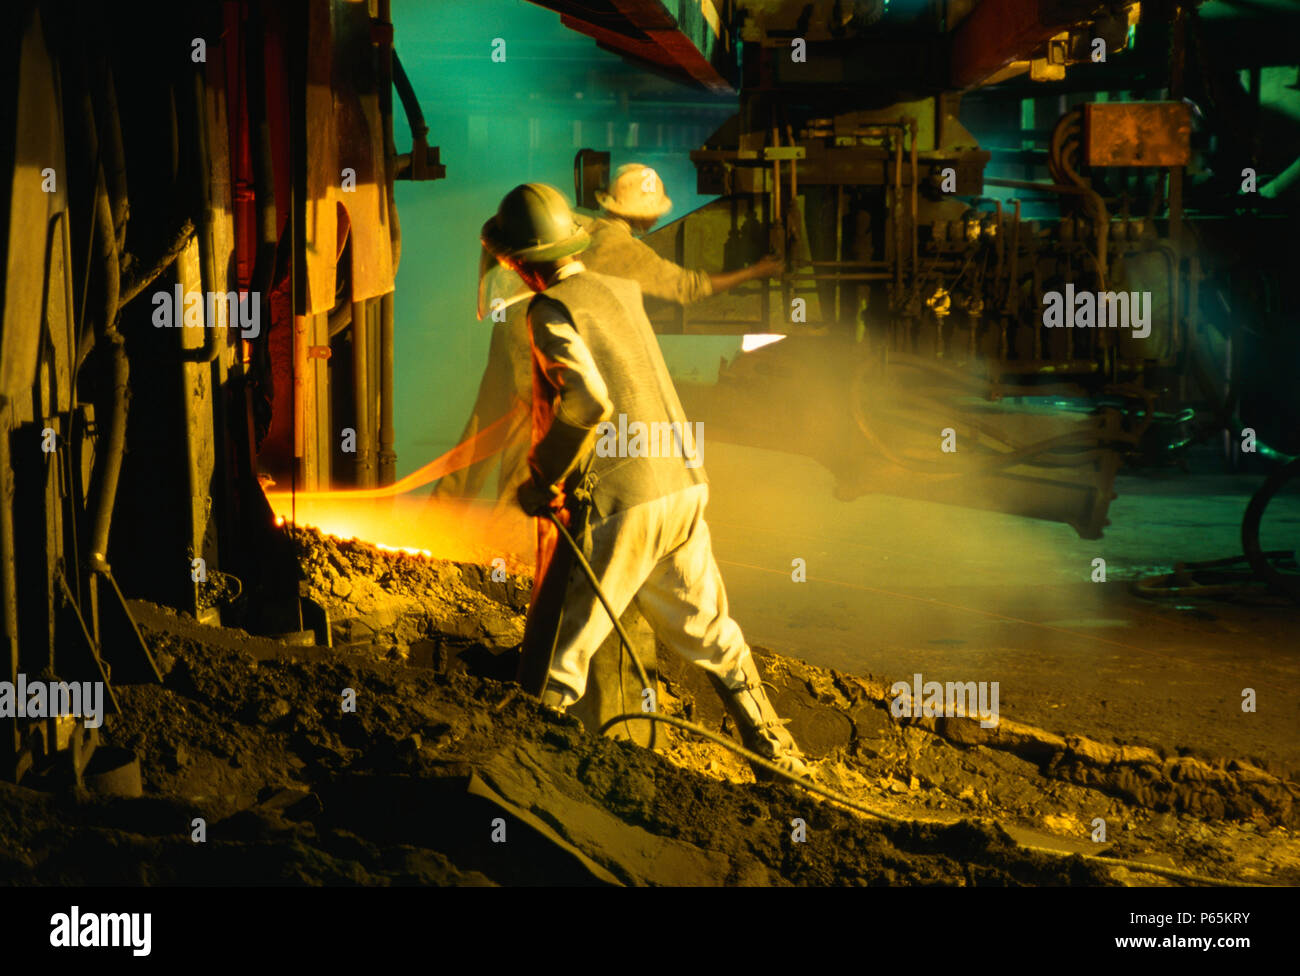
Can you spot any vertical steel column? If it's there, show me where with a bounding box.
[909,118,918,286]
[893,130,903,296]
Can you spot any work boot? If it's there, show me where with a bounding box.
[539,683,571,714]
[715,654,812,780]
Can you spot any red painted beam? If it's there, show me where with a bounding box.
[531,0,734,94]
[558,13,679,71]
[950,0,1088,89]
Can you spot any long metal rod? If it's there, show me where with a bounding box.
[770,124,781,225]
[56,573,120,714]
[893,131,903,295]
[834,184,842,326]
[788,273,894,281]
[909,118,918,286]
[809,260,891,267]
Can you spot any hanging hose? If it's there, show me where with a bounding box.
[596,711,1260,887]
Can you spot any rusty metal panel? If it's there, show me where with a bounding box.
[1085,102,1192,167]
[298,0,397,316]
[333,0,395,304]
[300,0,339,317]
[2,9,65,401]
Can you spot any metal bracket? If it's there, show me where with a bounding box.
[763,146,806,161]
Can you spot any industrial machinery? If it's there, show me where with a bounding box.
[3,0,1297,787]
[552,0,1299,537]
[0,0,442,784]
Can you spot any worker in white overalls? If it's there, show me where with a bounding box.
[480,182,809,778]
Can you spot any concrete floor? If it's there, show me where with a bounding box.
[702,441,1300,771]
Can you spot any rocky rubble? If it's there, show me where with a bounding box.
[1,530,1295,886]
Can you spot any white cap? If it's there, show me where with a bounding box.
[595,164,673,220]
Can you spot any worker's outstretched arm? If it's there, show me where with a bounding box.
[707,254,784,295]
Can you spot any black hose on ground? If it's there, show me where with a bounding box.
[597,712,1261,888]
[540,486,1257,887]
[1242,457,1300,603]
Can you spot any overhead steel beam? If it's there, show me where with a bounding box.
[950,0,1093,89]
[529,0,736,93]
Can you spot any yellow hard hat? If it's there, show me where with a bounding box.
[481,183,591,263]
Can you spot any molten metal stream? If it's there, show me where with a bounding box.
[265,405,533,566]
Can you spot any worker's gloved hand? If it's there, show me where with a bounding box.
[516,477,559,517]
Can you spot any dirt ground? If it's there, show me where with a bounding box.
[1,528,1295,886]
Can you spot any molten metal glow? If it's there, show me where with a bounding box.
[264,490,534,570]
[742,334,786,352]
[263,405,537,567]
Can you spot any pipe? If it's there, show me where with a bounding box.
[118,218,194,308]
[83,48,126,572]
[784,122,797,203]
[351,298,375,486]
[770,125,781,225]
[390,50,429,148]
[390,49,429,190]
[1168,3,1187,249]
[379,292,396,484]
[327,301,352,339]
[909,118,918,284]
[893,130,903,295]
[92,59,129,254]
[787,272,893,281]
[834,185,843,325]
[808,260,891,267]
[1005,199,1020,316]
[87,169,126,573]
[377,0,397,485]
[378,0,401,273]
[293,315,309,487]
